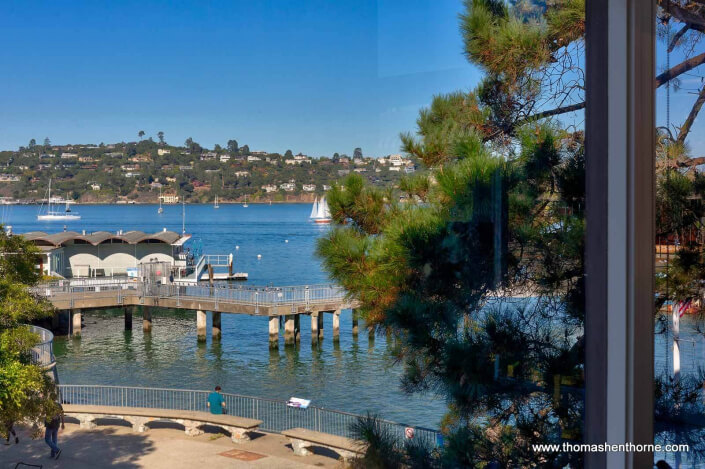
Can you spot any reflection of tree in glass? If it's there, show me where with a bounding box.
[318,2,589,466]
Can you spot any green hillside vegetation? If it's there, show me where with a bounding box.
[0,138,415,203]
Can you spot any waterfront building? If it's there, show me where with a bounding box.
[24,229,191,278]
[159,194,180,204]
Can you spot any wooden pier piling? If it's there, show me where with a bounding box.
[333,310,340,341]
[212,312,221,340]
[196,310,206,341]
[124,307,133,330]
[269,317,279,347]
[142,306,152,333]
[72,309,82,337]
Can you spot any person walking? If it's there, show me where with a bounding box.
[207,385,226,415]
[44,405,64,459]
[3,419,17,445]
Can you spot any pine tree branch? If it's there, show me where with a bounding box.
[669,24,691,52]
[678,85,705,143]
[516,102,586,127]
[677,156,705,167]
[664,1,705,29]
[655,52,705,87]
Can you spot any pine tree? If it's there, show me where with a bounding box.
[318,2,587,465]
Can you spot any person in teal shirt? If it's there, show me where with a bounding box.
[207,386,226,415]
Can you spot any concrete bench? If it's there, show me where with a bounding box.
[282,427,363,462]
[63,404,262,443]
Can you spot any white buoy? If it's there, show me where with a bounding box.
[257,254,262,259]
[285,239,289,243]
[236,246,239,250]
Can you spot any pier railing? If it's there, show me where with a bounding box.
[57,384,440,447]
[35,280,349,309]
[27,325,55,368]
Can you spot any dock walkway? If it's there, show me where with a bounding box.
[34,279,359,345]
[36,279,354,316]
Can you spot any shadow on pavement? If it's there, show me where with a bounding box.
[0,425,155,469]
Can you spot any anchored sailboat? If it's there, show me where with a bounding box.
[158,187,164,214]
[243,194,248,208]
[309,196,331,224]
[38,179,80,220]
[214,194,220,209]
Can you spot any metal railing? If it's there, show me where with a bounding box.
[27,325,55,367]
[203,254,231,267]
[57,384,440,447]
[34,281,349,309]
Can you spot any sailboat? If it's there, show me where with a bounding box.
[243,194,248,208]
[309,196,332,224]
[38,179,80,220]
[158,187,164,214]
[214,194,220,209]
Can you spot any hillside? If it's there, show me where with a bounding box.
[0,139,417,204]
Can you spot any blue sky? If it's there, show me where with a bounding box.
[0,0,479,157]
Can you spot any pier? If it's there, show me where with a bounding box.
[35,279,359,346]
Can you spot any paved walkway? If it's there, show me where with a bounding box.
[0,422,345,468]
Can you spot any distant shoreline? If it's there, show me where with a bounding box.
[1,201,313,206]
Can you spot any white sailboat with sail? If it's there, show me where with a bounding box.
[214,194,220,209]
[37,179,80,220]
[243,194,248,208]
[309,196,331,224]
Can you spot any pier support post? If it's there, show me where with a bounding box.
[352,310,359,338]
[197,310,206,341]
[212,312,221,340]
[294,314,300,343]
[269,317,279,348]
[333,310,340,342]
[124,307,133,330]
[142,306,152,333]
[318,313,324,340]
[71,309,82,337]
[284,315,295,345]
[310,313,319,344]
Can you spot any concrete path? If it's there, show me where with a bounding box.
[0,422,345,468]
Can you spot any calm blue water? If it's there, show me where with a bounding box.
[1,203,447,428]
[4,203,703,448]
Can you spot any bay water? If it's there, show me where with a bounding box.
[3,203,446,428]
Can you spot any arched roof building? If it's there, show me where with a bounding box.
[22,230,191,279]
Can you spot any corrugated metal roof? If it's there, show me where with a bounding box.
[20,230,189,247]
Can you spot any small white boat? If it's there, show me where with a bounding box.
[38,179,80,220]
[310,196,332,224]
[214,194,220,209]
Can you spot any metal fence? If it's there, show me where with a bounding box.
[57,384,440,447]
[27,325,55,367]
[34,281,349,309]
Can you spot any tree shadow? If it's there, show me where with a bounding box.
[0,424,155,468]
